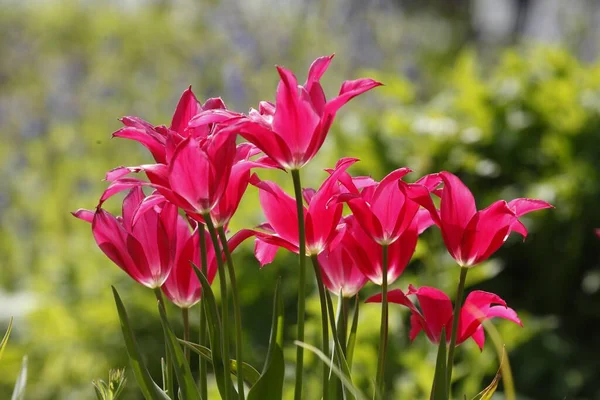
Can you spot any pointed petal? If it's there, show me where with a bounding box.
[470,325,486,350]
[237,120,293,169]
[325,78,383,117]
[411,286,453,343]
[254,238,279,267]
[170,86,200,134]
[72,209,94,223]
[508,198,553,217]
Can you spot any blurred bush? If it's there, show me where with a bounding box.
[0,1,599,399]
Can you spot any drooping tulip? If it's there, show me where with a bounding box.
[251,158,358,266]
[72,188,178,289]
[404,171,553,267]
[366,285,522,350]
[233,55,381,170]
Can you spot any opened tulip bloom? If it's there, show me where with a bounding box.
[252,158,358,265]
[406,171,553,267]
[72,188,178,289]
[113,86,230,164]
[367,285,521,349]
[234,55,381,170]
[336,165,427,245]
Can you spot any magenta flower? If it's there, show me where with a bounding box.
[235,55,382,170]
[405,171,553,267]
[72,188,178,289]
[343,211,433,286]
[113,87,229,164]
[316,218,368,297]
[162,221,249,308]
[366,285,522,349]
[251,158,358,266]
[336,166,427,245]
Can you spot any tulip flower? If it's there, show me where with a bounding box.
[343,211,433,286]
[404,171,553,267]
[251,158,358,265]
[366,285,522,350]
[235,55,382,170]
[113,86,229,164]
[162,220,251,309]
[336,166,426,245]
[72,188,178,289]
[317,217,369,297]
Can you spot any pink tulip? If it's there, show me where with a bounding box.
[316,218,368,297]
[366,285,522,350]
[72,188,178,289]
[343,210,433,286]
[336,166,428,245]
[113,87,230,164]
[234,55,381,170]
[162,221,249,308]
[404,171,553,267]
[251,158,358,266]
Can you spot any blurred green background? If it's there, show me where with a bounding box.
[1,0,599,399]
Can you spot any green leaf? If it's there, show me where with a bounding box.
[111,286,170,400]
[156,301,201,400]
[178,340,261,387]
[471,353,503,400]
[192,264,235,399]
[324,290,354,399]
[247,277,284,400]
[0,317,14,361]
[346,296,360,369]
[10,356,27,400]
[430,328,447,400]
[295,341,368,400]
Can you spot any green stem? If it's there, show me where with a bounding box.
[202,214,233,400]
[218,226,245,400]
[336,296,349,357]
[198,224,208,400]
[153,288,174,397]
[182,307,190,364]
[310,255,330,400]
[291,169,307,400]
[375,244,389,399]
[446,267,469,397]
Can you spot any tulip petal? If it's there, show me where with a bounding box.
[508,198,553,217]
[409,286,453,343]
[170,86,200,134]
[72,208,94,223]
[325,78,383,117]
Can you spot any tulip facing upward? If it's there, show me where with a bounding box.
[252,158,358,266]
[236,55,382,170]
[113,86,229,164]
[317,217,369,297]
[367,285,522,350]
[162,221,249,309]
[72,188,178,289]
[405,171,553,267]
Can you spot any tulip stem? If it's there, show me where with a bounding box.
[203,214,233,400]
[446,266,469,397]
[336,295,349,357]
[198,224,208,400]
[291,169,307,400]
[310,255,330,400]
[153,288,174,397]
[375,244,389,399]
[218,225,245,400]
[182,307,190,363]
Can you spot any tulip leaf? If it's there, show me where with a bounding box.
[192,264,235,399]
[470,354,503,400]
[178,340,261,386]
[247,277,284,400]
[156,300,201,400]
[111,286,171,400]
[295,341,368,400]
[346,295,360,369]
[324,290,354,399]
[430,328,447,400]
[0,316,14,361]
[10,356,28,400]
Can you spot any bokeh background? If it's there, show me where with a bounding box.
[1,0,600,398]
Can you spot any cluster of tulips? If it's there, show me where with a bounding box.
[74,55,552,400]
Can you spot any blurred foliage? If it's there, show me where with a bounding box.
[0,1,599,399]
